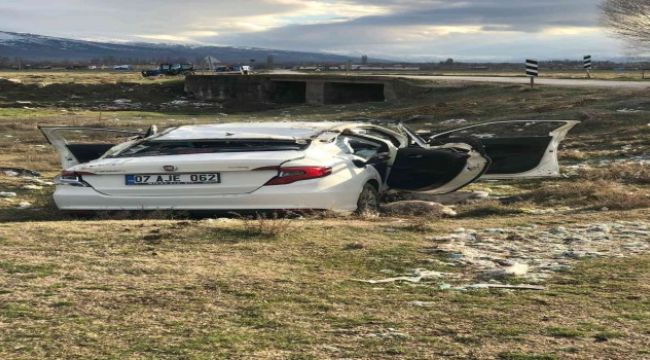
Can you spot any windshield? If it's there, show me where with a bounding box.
[110,139,309,158]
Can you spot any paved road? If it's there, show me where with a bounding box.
[267,70,650,89]
[377,75,650,89]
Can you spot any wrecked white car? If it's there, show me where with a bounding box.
[39,120,578,213]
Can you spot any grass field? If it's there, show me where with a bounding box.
[1,71,649,359]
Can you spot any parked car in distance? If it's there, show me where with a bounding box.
[39,120,578,213]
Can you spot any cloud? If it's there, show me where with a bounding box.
[211,0,623,60]
[0,0,625,60]
[345,0,600,31]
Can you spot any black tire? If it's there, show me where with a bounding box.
[356,182,380,216]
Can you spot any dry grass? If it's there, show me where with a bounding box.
[1,214,650,359]
[578,162,650,185]
[559,149,589,161]
[238,213,296,239]
[0,70,178,85]
[522,180,650,210]
[457,199,528,218]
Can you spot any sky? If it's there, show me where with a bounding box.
[0,0,632,61]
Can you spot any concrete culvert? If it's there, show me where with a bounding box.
[323,82,385,104]
[270,81,306,103]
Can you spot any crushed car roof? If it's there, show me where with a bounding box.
[154,122,363,141]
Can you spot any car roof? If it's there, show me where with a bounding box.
[154,122,365,141]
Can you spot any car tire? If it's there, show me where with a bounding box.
[356,182,380,216]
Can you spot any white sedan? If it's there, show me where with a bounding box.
[40,120,578,213]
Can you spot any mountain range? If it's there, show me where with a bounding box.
[0,31,354,64]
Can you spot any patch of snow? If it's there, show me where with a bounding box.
[617,108,642,113]
[17,201,32,209]
[426,221,650,283]
[354,269,445,284]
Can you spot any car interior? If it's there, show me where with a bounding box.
[335,134,390,179]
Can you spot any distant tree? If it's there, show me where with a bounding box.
[445,58,454,64]
[601,0,650,47]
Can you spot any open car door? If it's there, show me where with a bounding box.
[39,126,146,168]
[386,139,491,194]
[428,120,579,179]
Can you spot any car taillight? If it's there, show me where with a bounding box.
[264,166,332,186]
[55,171,94,187]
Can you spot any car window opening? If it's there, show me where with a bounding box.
[335,135,387,161]
[110,139,309,158]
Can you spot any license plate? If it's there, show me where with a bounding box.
[125,173,221,186]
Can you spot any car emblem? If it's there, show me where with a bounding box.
[163,165,177,172]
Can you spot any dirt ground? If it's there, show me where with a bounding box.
[0,71,649,359]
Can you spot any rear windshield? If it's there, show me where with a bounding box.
[110,139,308,158]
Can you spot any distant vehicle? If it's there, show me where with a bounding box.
[113,65,131,71]
[214,65,251,75]
[141,63,194,77]
[40,120,578,213]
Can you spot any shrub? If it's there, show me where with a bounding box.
[240,213,294,239]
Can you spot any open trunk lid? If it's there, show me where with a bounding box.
[39,126,144,168]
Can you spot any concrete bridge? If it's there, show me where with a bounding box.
[184,74,427,105]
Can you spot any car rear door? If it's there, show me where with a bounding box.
[428,120,579,179]
[39,126,145,168]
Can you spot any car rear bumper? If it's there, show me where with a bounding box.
[53,180,362,212]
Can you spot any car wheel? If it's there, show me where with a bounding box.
[356,182,380,216]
